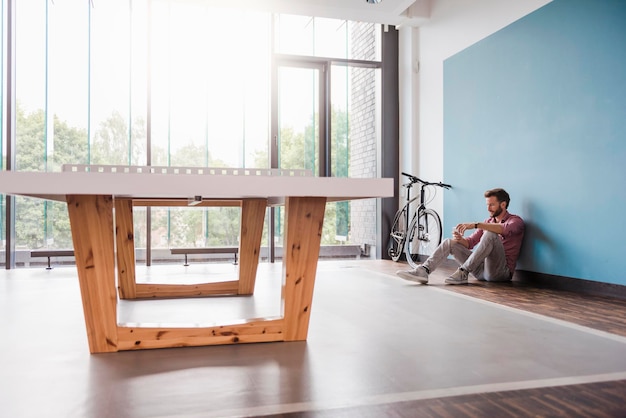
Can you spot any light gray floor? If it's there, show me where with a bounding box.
[1,260,626,418]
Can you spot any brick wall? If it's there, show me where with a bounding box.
[349,22,379,254]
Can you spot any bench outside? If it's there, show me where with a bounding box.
[170,247,239,266]
[30,250,75,269]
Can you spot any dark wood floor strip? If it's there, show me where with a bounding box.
[265,380,626,417]
[443,283,626,338]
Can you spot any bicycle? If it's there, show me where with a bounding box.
[388,172,451,269]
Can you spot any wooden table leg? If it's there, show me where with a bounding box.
[282,196,327,341]
[115,198,137,299]
[238,198,267,295]
[66,194,326,352]
[67,195,119,353]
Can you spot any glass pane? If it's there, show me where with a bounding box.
[331,66,349,178]
[206,207,241,246]
[14,1,53,251]
[150,207,169,249]
[133,207,147,251]
[130,0,148,166]
[149,5,270,169]
[242,13,271,170]
[327,65,350,243]
[146,3,271,258]
[169,208,206,248]
[38,2,90,251]
[277,66,319,173]
[205,10,271,169]
[167,2,210,168]
[313,18,348,59]
[39,2,102,251]
[275,15,314,57]
[151,207,241,250]
[48,1,89,171]
[148,0,170,167]
[90,2,138,165]
[275,65,320,249]
[15,0,45,172]
[275,15,381,61]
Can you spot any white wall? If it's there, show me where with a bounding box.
[398,0,551,217]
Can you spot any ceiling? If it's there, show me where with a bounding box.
[203,0,431,27]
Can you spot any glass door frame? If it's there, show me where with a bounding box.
[268,55,383,261]
[271,56,329,177]
[269,57,329,261]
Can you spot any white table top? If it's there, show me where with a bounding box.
[0,167,393,205]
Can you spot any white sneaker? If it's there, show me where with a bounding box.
[396,265,429,284]
[445,268,469,285]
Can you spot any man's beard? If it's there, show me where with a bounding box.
[491,206,503,220]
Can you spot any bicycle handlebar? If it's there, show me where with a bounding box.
[401,172,452,189]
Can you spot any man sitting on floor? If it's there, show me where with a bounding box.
[397,188,525,285]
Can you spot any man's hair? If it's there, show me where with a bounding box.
[484,188,510,208]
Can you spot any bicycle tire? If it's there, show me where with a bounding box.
[404,208,442,269]
[387,206,409,261]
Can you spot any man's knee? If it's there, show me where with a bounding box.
[442,238,460,250]
[479,231,499,243]
[444,238,469,249]
[446,238,470,259]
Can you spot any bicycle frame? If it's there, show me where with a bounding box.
[388,173,451,266]
[401,181,427,230]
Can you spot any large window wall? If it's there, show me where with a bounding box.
[1,0,383,267]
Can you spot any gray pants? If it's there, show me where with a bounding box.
[422,232,511,281]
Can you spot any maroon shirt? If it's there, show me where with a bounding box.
[466,212,525,275]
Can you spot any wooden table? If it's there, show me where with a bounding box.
[0,166,393,353]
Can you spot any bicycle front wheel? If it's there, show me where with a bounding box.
[388,206,409,262]
[404,208,442,269]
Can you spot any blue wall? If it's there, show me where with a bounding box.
[443,0,626,285]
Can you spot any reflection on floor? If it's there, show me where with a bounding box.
[1,259,625,417]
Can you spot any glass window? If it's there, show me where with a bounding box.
[150,206,242,251]
[90,2,143,165]
[2,1,383,264]
[48,1,89,171]
[272,41,381,248]
[146,4,272,252]
[16,1,45,168]
[277,65,320,173]
[15,0,75,251]
[149,4,271,169]
[275,15,381,61]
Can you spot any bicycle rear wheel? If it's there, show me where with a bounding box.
[387,206,409,261]
[404,208,442,269]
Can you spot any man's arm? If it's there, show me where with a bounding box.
[453,221,501,249]
[456,222,504,235]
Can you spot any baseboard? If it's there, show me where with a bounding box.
[513,269,626,300]
[435,257,626,300]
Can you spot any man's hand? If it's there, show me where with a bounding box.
[452,226,470,248]
[454,222,476,234]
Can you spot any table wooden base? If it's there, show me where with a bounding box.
[115,197,266,299]
[67,194,326,353]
